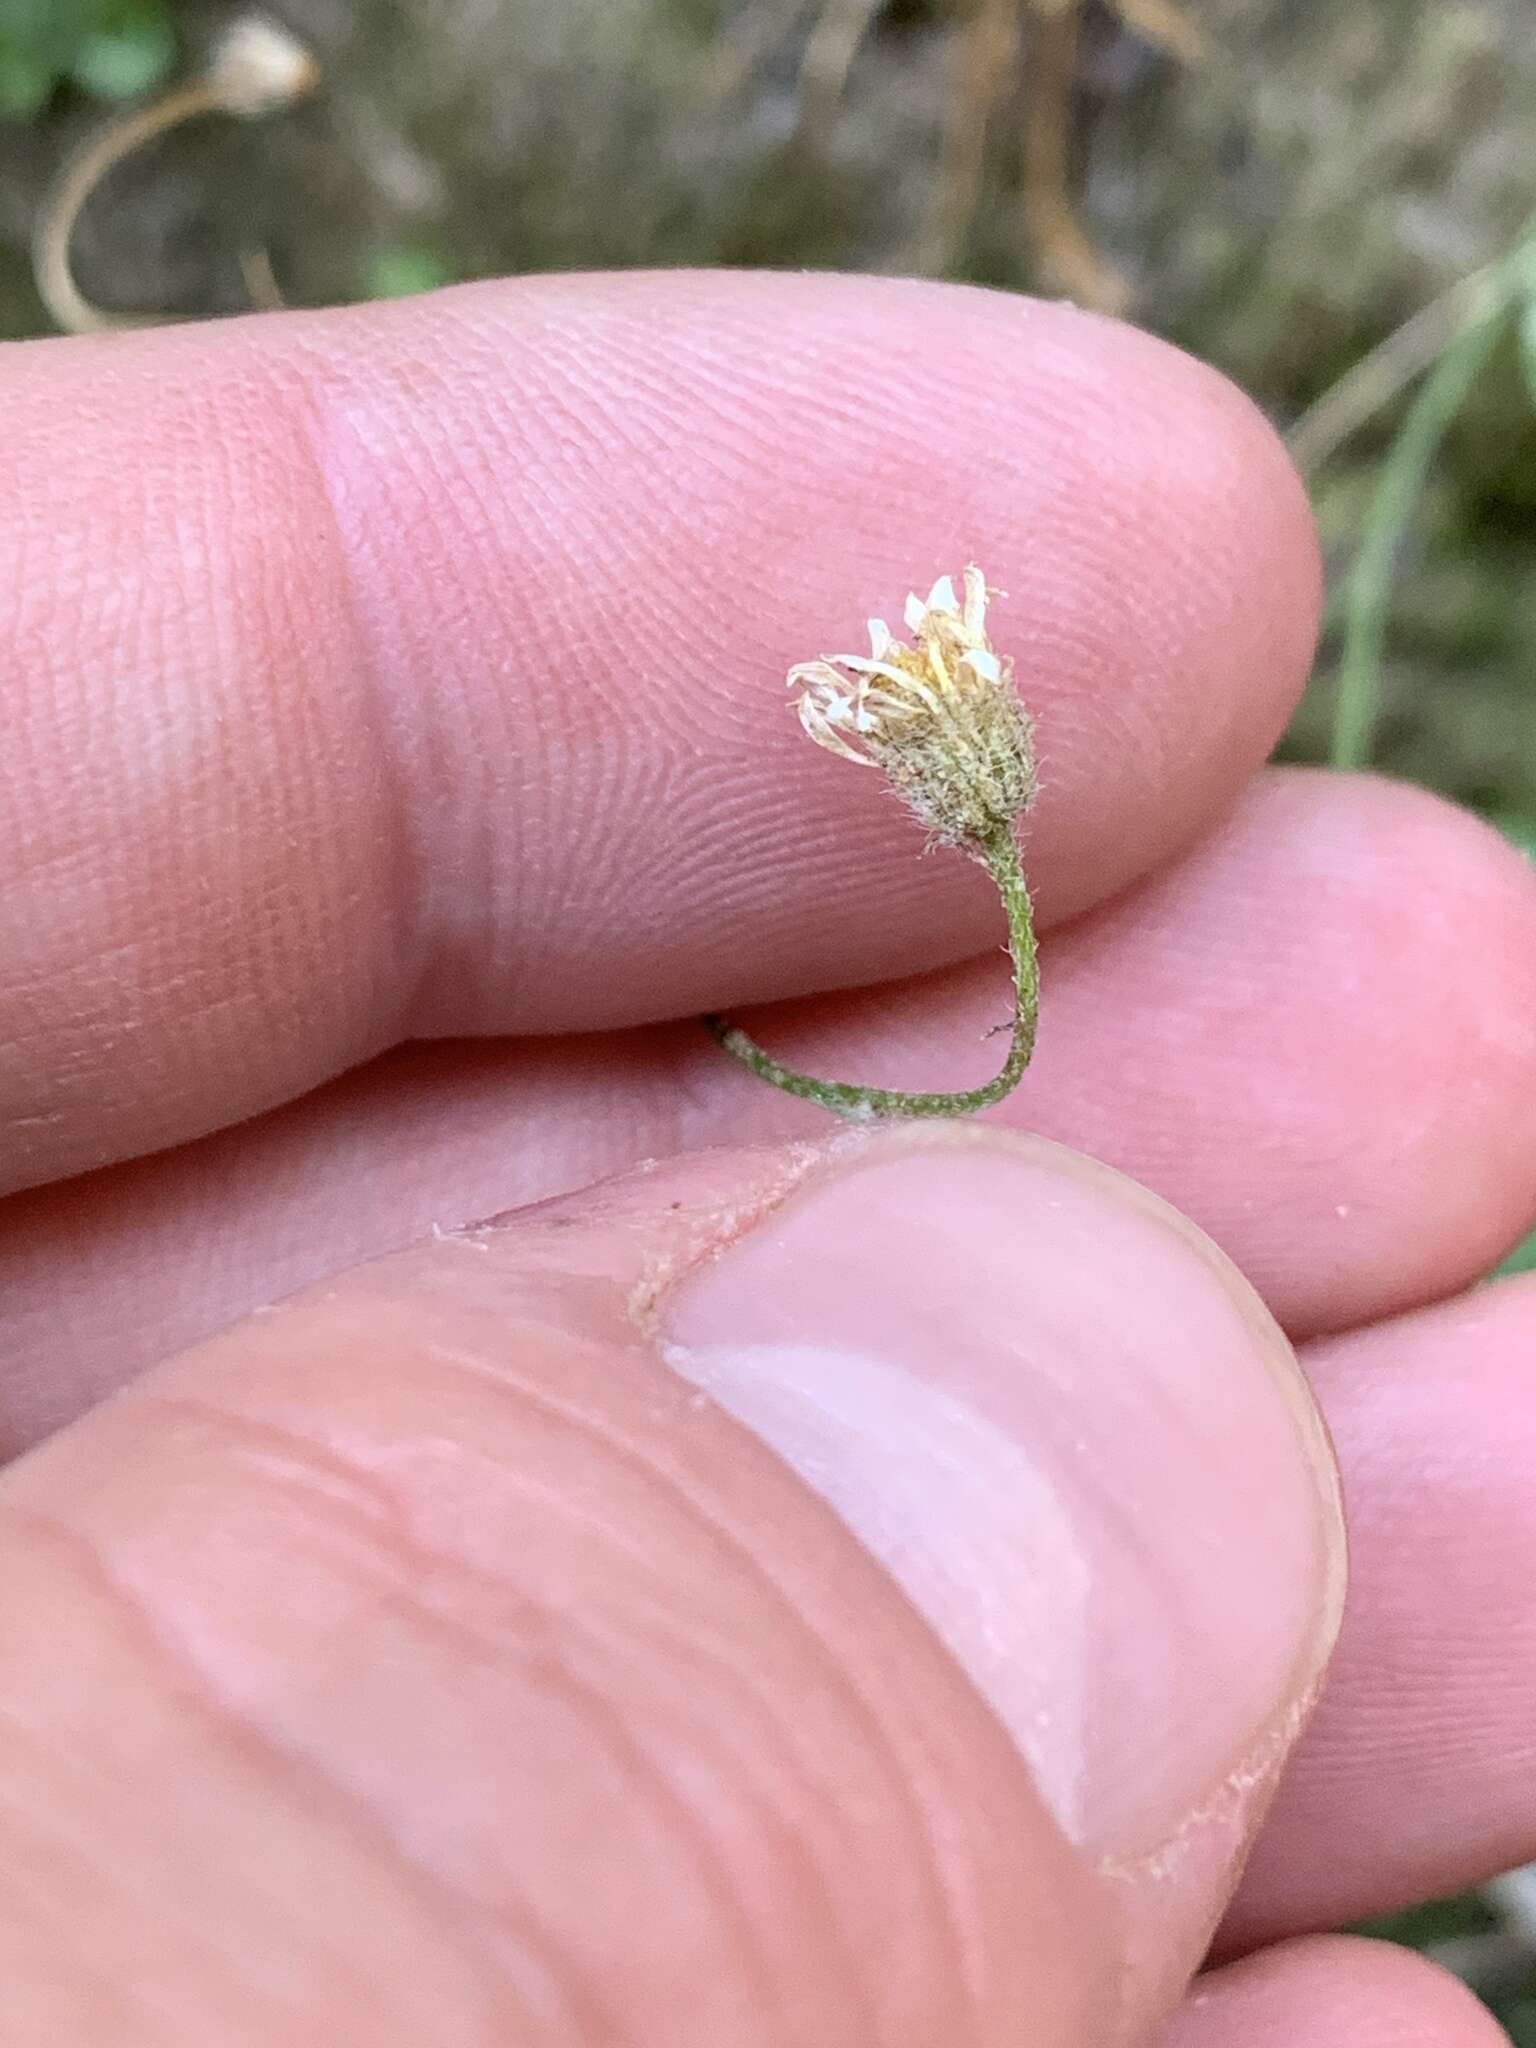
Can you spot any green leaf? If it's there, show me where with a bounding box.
[1330,303,1508,771]
[1356,1891,1498,1947]
[69,7,174,101]
[0,38,55,117]
[0,0,76,46]
[364,246,456,300]
[1491,815,1536,863]
[0,0,92,72]
[1521,289,1536,413]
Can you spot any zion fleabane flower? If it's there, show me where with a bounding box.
[787,565,1036,850]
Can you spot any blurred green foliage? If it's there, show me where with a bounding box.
[362,242,457,300]
[1362,1891,1501,1947]
[0,0,175,118]
[1368,1891,1536,2028]
[1299,213,1536,822]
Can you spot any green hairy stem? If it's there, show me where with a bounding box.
[705,824,1038,1121]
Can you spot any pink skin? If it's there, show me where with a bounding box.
[1161,1936,1511,2046]
[4,769,1536,1443]
[2,272,1535,2043]
[1232,1275,1536,1941]
[0,273,1313,1187]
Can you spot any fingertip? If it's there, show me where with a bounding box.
[1167,1935,1511,2046]
[1027,766,1536,1333]
[2,1125,1341,2044]
[1299,773,1536,1297]
[1231,1271,1536,1938]
[0,1131,1113,2045]
[299,270,1322,1003]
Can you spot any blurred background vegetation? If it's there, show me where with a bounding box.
[2,0,1534,2025]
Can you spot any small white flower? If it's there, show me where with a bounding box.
[207,14,321,117]
[787,565,1035,848]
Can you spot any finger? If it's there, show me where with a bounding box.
[0,271,1316,1193]
[7,769,1536,1451]
[1162,1937,1508,2046]
[0,1130,1342,2046]
[710,771,1536,1335]
[1223,1271,1536,1942]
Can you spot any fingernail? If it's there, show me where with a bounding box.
[659,1131,1345,1861]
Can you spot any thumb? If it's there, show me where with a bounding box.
[0,1126,1344,2047]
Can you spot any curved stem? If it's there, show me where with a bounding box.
[705,825,1038,1121]
[33,81,223,334]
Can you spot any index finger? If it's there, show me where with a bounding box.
[0,271,1317,1192]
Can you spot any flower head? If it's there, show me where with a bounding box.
[788,565,1035,850]
[207,14,321,118]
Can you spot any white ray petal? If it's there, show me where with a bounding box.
[961,565,989,635]
[839,655,917,687]
[786,658,842,691]
[800,701,877,763]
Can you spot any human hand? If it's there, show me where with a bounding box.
[2,273,1533,2044]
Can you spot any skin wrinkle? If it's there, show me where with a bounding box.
[127,1381,885,1960]
[405,1328,978,1807]
[0,1781,233,2042]
[552,738,739,1012]
[373,1574,801,2041]
[424,1503,936,2043]
[102,1308,988,2040]
[417,1611,835,2039]
[0,1507,538,2042]
[0,1102,1358,2038]
[123,1390,423,1538]
[286,368,428,1043]
[410,1557,876,2033]
[0,1710,412,2046]
[396,1341,984,2037]
[302,360,551,1024]
[175,1335,778,1654]
[268,1207,1056,2027]
[8,1481,829,2041]
[1,347,400,1172]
